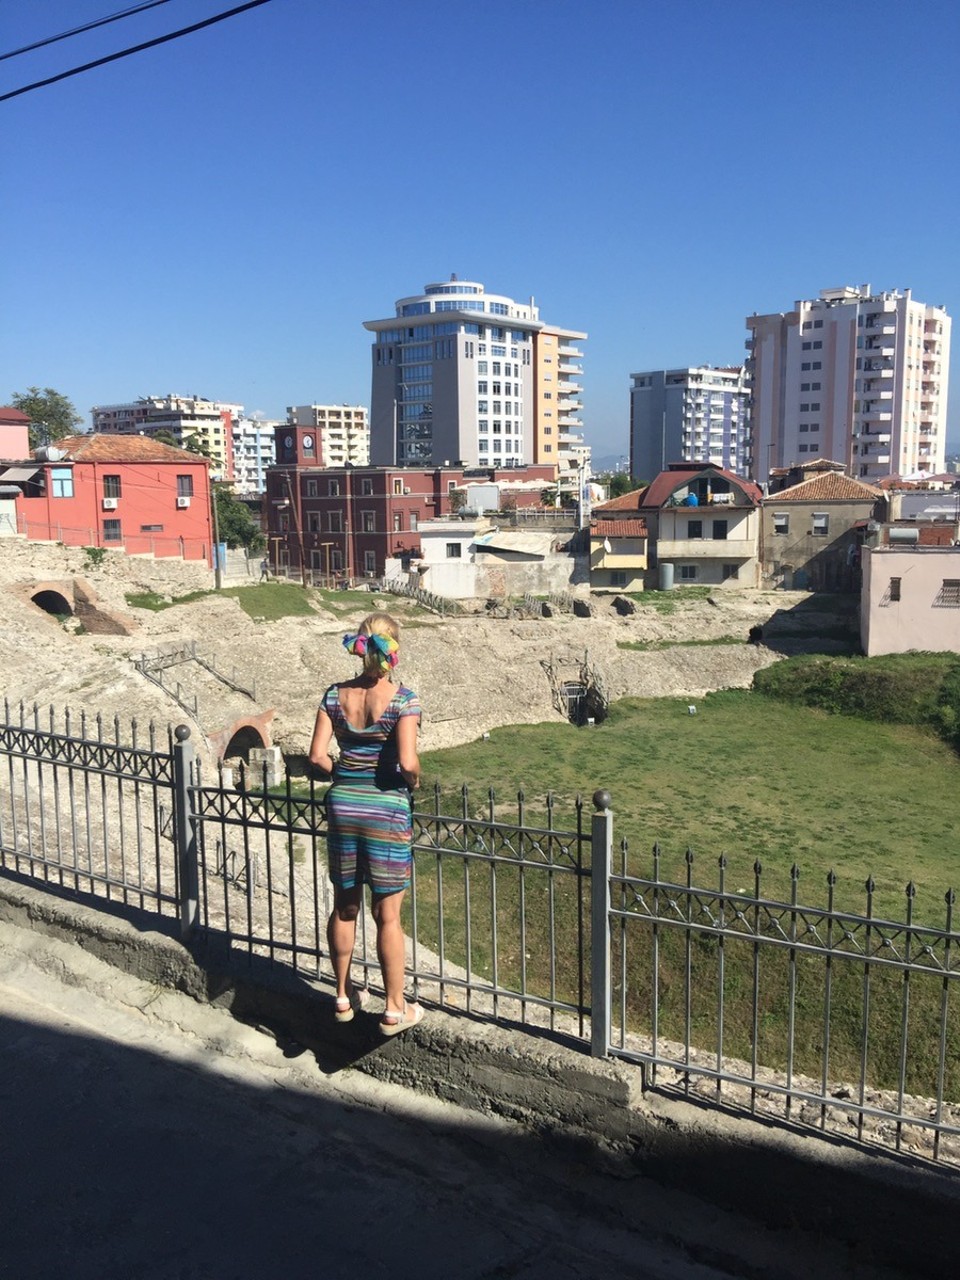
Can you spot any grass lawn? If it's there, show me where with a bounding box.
[420,689,960,924]
[418,691,960,1092]
[125,582,318,620]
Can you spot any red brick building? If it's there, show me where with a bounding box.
[1,434,214,564]
[266,425,554,581]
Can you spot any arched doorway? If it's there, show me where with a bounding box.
[223,725,265,763]
[32,589,72,618]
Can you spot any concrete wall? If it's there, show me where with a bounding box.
[861,545,960,655]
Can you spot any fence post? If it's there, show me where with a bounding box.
[590,788,613,1058]
[172,724,199,940]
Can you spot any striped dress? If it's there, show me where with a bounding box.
[323,682,421,895]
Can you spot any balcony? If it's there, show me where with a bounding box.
[861,408,892,422]
[656,537,755,560]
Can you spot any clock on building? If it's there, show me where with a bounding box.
[303,435,314,449]
[284,435,293,448]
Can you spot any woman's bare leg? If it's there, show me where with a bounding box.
[327,886,363,999]
[371,889,408,1014]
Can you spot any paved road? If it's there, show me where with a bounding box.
[0,920,896,1280]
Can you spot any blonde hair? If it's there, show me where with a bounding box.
[359,612,400,677]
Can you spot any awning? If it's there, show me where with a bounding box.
[0,466,40,482]
[474,531,554,557]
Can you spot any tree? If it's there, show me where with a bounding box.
[213,485,264,552]
[597,471,645,499]
[11,387,82,448]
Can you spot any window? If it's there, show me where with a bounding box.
[328,512,342,532]
[393,513,402,532]
[362,511,375,532]
[103,475,121,499]
[712,520,728,540]
[361,478,373,495]
[688,519,703,538]
[409,512,418,531]
[812,513,829,536]
[889,577,901,602]
[49,467,74,498]
[773,512,789,535]
[363,551,376,575]
[329,479,340,496]
[393,477,403,495]
[103,519,121,542]
[939,580,960,607]
[177,474,194,498]
[722,564,739,581]
[308,514,320,533]
[445,543,462,558]
[611,571,627,587]
[140,524,163,533]
[680,565,698,580]
[306,479,318,497]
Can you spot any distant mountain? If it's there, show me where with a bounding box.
[591,453,629,473]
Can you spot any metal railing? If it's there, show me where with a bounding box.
[2,701,960,1164]
[381,578,463,616]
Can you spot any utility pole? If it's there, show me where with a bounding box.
[211,480,222,590]
[284,470,308,587]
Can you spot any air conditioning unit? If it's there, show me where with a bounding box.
[403,487,411,495]
[102,497,118,510]
[176,496,191,509]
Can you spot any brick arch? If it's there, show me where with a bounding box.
[32,586,74,617]
[207,710,275,763]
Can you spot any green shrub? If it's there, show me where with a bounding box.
[754,652,960,740]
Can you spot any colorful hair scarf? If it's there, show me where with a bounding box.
[342,631,399,671]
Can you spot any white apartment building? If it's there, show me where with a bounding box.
[285,404,370,468]
[91,394,243,482]
[231,416,279,494]
[629,366,749,481]
[746,286,951,484]
[363,277,587,479]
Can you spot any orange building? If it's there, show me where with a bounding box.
[1,435,213,564]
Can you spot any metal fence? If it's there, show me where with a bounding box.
[2,701,959,1164]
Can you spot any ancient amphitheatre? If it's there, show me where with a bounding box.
[0,539,838,768]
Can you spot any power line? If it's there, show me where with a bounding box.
[0,0,277,103]
[0,2,175,63]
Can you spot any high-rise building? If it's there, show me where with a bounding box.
[629,366,749,482]
[285,404,370,468]
[746,286,951,484]
[91,394,241,482]
[231,415,279,494]
[362,278,587,482]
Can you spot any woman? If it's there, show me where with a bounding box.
[309,612,424,1035]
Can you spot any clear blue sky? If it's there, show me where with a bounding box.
[3,0,959,460]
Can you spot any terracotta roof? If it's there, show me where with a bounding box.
[592,488,649,513]
[637,464,762,510]
[771,472,882,503]
[589,518,648,537]
[0,407,31,425]
[58,433,204,463]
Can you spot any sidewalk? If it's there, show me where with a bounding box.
[1,875,955,1278]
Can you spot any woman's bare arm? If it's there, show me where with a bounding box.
[396,713,420,789]
[308,707,335,773]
